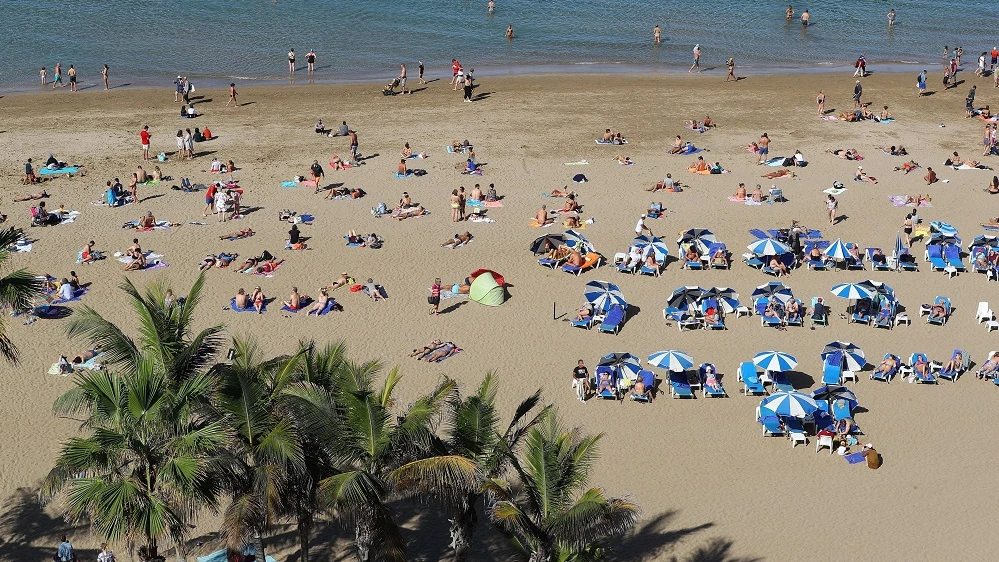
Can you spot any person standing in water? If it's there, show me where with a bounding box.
[39,66,46,85]
[488,0,495,12]
[53,62,63,88]
[67,65,78,92]
[653,24,661,44]
[306,49,316,73]
[689,44,701,73]
[101,64,109,90]
[887,8,896,27]
[800,10,810,26]
[506,25,514,39]
[288,48,296,74]
[399,63,409,95]
[786,5,794,20]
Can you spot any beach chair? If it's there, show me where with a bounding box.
[700,298,726,330]
[639,255,664,277]
[785,299,804,327]
[971,248,990,273]
[739,362,767,396]
[937,349,969,382]
[669,371,695,398]
[925,244,947,271]
[538,254,568,269]
[926,296,951,325]
[771,371,795,392]
[593,366,619,400]
[762,252,795,276]
[979,351,999,381]
[755,298,782,328]
[562,252,602,276]
[822,352,843,385]
[708,243,729,269]
[831,399,862,434]
[906,353,937,384]
[870,353,900,383]
[768,186,786,204]
[569,313,598,330]
[845,244,865,270]
[809,297,828,326]
[873,299,896,329]
[617,254,640,274]
[596,304,625,334]
[756,407,784,437]
[699,364,726,397]
[850,298,872,325]
[944,245,966,271]
[897,248,919,271]
[743,253,765,269]
[784,418,808,447]
[664,307,701,331]
[977,302,994,323]
[630,370,656,402]
[867,248,891,272]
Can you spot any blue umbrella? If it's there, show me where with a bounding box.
[666,286,706,311]
[821,341,866,371]
[678,228,717,254]
[830,283,873,300]
[823,238,849,261]
[751,282,794,304]
[703,287,740,313]
[598,352,642,380]
[859,280,895,300]
[929,234,961,247]
[930,221,958,237]
[760,391,819,418]
[747,238,791,256]
[563,229,593,253]
[647,350,694,372]
[892,231,906,270]
[583,280,627,312]
[753,350,798,372]
[633,235,670,261]
[810,384,859,410]
[969,235,999,251]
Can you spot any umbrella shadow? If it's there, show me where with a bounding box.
[784,370,814,389]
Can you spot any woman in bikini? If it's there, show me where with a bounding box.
[251,287,265,314]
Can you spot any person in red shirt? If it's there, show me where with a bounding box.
[992,47,998,73]
[450,58,461,89]
[140,125,151,161]
[203,182,217,217]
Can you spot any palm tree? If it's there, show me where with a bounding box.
[486,410,641,562]
[440,373,549,562]
[0,226,43,362]
[214,336,305,561]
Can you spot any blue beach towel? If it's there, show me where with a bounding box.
[307,298,339,316]
[281,297,313,313]
[299,214,314,224]
[52,287,88,305]
[844,452,866,464]
[39,166,80,175]
[281,181,298,188]
[231,297,265,313]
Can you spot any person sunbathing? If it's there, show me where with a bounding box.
[979,106,992,120]
[854,166,878,183]
[399,192,413,208]
[233,288,249,309]
[745,141,759,153]
[834,416,854,438]
[687,119,705,132]
[924,167,938,184]
[974,252,989,270]
[563,215,581,228]
[847,244,862,262]
[733,183,747,200]
[750,185,764,202]
[423,342,457,362]
[396,205,426,220]
[682,246,700,268]
[462,159,480,174]
[595,369,614,394]
[711,248,727,267]
[199,255,218,271]
[549,187,573,197]
[875,300,893,322]
[566,250,584,268]
[703,307,721,326]
[397,159,408,176]
[764,300,783,320]
[442,232,472,248]
[762,168,792,179]
[894,160,920,174]
[401,143,413,158]
[982,217,999,227]
[14,190,48,201]
[644,252,658,269]
[330,154,345,170]
[307,289,331,315]
[870,248,886,264]
[250,287,265,313]
[535,205,552,226]
[874,355,898,378]
[911,355,932,381]
[601,129,614,142]
[987,176,999,194]
[630,377,650,401]
[220,228,253,240]
[839,110,860,122]
[612,132,625,144]
[785,299,801,322]
[326,272,353,291]
[562,194,579,213]
[702,365,721,391]
[123,249,147,271]
[649,174,676,192]
[410,339,444,358]
[613,154,632,165]
[546,246,571,261]
[930,298,948,319]
[976,352,999,379]
[668,136,684,154]
[689,156,709,172]
[253,259,284,275]
[831,148,861,160]
[575,302,594,322]
[769,257,790,277]
[624,246,643,269]
[879,106,892,120]
[469,184,483,202]
[904,194,931,206]
[139,211,156,228]
[282,287,303,311]
[940,352,963,375]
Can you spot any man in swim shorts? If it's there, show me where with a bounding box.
[757,133,770,164]
[398,63,409,95]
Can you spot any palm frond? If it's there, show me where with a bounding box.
[548,489,640,551]
[66,304,140,371]
[386,455,480,502]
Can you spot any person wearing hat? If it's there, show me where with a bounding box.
[635,214,652,237]
[861,443,881,469]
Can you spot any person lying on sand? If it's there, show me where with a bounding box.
[549,187,574,197]
[978,106,992,120]
[563,215,581,228]
[613,154,633,165]
[220,228,253,240]
[442,232,473,248]
[881,145,908,156]
[325,272,353,291]
[948,152,983,168]
[330,154,346,171]
[745,141,759,153]
[394,204,425,220]
[14,190,48,201]
[252,259,284,275]
[894,161,920,174]
[830,148,862,160]
[410,339,444,358]
[535,205,552,226]
[904,194,932,206]
[855,166,878,184]
[981,217,999,227]
[122,249,147,271]
[307,289,330,315]
[924,167,938,184]
[762,168,794,179]
[282,287,302,311]
[422,342,458,362]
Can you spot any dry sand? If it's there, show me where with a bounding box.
[1,71,999,561]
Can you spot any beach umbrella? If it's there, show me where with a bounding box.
[823,238,849,261]
[753,350,798,372]
[751,282,793,304]
[678,228,717,254]
[810,384,859,410]
[858,280,895,300]
[647,350,694,372]
[892,231,906,270]
[584,280,627,312]
[468,270,506,306]
[930,221,958,237]
[830,283,873,300]
[969,234,999,250]
[666,285,706,311]
[563,229,593,253]
[760,391,819,418]
[929,233,961,247]
[821,341,866,371]
[633,235,670,261]
[747,238,791,256]
[529,233,564,254]
[598,352,642,380]
[703,287,740,313]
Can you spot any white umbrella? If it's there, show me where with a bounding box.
[753,350,798,372]
[830,283,873,300]
[647,350,694,372]
[761,391,819,418]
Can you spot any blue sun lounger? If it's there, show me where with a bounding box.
[850,298,873,325]
[700,298,726,330]
[937,349,968,382]
[784,418,808,446]
[822,351,843,385]
[772,371,795,392]
[907,352,937,384]
[757,409,784,437]
[708,242,729,269]
[785,299,804,327]
[867,248,891,271]
[870,353,900,383]
[596,304,625,334]
[593,366,619,400]
[699,364,726,397]
[926,244,947,271]
[873,299,895,329]
[926,296,951,325]
[944,245,966,271]
[739,362,767,396]
[831,399,862,434]
[755,298,782,327]
[669,371,694,398]
[897,248,919,271]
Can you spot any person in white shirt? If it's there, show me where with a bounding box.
[793,149,806,166]
[635,214,652,237]
[97,543,116,562]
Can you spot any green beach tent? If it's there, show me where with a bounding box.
[468,269,506,306]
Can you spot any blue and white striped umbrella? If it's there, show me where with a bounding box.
[930,221,958,237]
[821,341,867,371]
[598,352,642,380]
[753,350,798,372]
[830,283,873,300]
[563,229,594,253]
[678,229,717,254]
[647,350,694,372]
[583,280,627,312]
[970,235,999,251]
[859,280,895,300]
[760,391,819,418]
[751,282,794,304]
[666,286,706,311]
[823,238,850,261]
[703,287,740,313]
[632,235,669,261]
[893,231,906,268]
[929,234,961,247]
[747,238,791,256]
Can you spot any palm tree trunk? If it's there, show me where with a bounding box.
[449,493,478,562]
[173,540,188,562]
[252,532,266,562]
[354,514,375,562]
[528,547,551,562]
[296,506,312,562]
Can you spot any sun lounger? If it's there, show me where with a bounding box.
[596,304,626,334]
[905,352,937,383]
[562,252,601,276]
[699,364,726,397]
[822,352,843,385]
[831,400,862,434]
[706,242,729,269]
[937,349,969,382]
[944,244,966,271]
[593,366,619,400]
[739,362,767,396]
[870,353,899,383]
[639,256,664,276]
[755,298,782,327]
[784,418,808,447]
[617,258,639,274]
[630,370,655,402]
[669,371,694,398]
[850,299,872,325]
[926,296,951,325]
[762,252,795,277]
[845,243,865,270]
[925,244,947,271]
[569,312,599,330]
[785,299,804,327]
[896,248,918,271]
[698,298,726,330]
[867,248,891,271]
[971,247,991,273]
[743,253,765,269]
[756,407,784,436]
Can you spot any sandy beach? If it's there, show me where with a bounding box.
[2,70,999,561]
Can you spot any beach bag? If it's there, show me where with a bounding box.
[572,174,587,183]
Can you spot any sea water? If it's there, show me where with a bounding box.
[2,0,995,91]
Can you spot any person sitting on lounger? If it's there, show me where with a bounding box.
[689,156,709,172]
[941,352,963,375]
[711,247,727,267]
[575,302,594,322]
[122,248,147,271]
[785,299,801,322]
[630,376,651,400]
[769,257,790,277]
[624,246,643,269]
[307,289,330,315]
[811,298,827,320]
[442,232,472,248]
[14,190,48,201]
[751,184,764,202]
[924,167,938,184]
[282,287,302,311]
[703,307,721,326]
[595,368,614,394]
[874,355,898,377]
[733,183,747,200]
[875,299,893,322]
[668,135,684,154]
[396,205,426,220]
[566,249,584,268]
[834,415,854,438]
[764,300,783,321]
[855,166,878,183]
[535,205,552,226]
[930,298,948,319]
[870,248,887,264]
[702,365,721,391]
[644,252,658,269]
[423,342,457,362]
[914,355,931,381]
[831,148,861,160]
[681,246,700,269]
[613,154,632,165]
[976,352,999,379]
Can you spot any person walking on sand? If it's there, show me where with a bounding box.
[306,49,316,73]
[757,133,770,164]
[826,194,838,225]
[726,58,736,81]
[226,83,238,107]
[689,44,701,73]
[654,24,661,44]
[429,278,441,315]
[887,8,895,27]
[853,80,863,108]
[917,69,926,96]
[53,62,63,88]
[399,63,409,94]
[56,535,75,562]
[816,90,825,115]
[288,48,296,73]
[140,125,151,161]
[348,129,359,161]
[451,58,462,90]
[418,60,426,84]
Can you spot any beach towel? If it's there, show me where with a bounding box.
[564,160,588,166]
[141,180,161,185]
[468,215,496,223]
[681,146,701,155]
[529,219,555,228]
[432,347,462,362]
[684,125,706,133]
[595,139,627,145]
[298,214,315,224]
[844,451,866,464]
[10,242,32,253]
[766,157,791,166]
[281,297,313,313]
[618,160,634,165]
[60,211,81,224]
[820,116,838,121]
[281,181,298,188]
[299,180,317,188]
[307,298,340,315]
[331,161,354,168]
[38,166,80,175]
[139,260,169,271]
[116,251,163,263]
[823,187,847,195]
[230,297,265,313]
[52,287,88,305]
[952,163,992,170]
[135,221,173,232]
[395,172,414,179]
[748,229,769,239]
[876,118,895,124]
[889,195,932,207]
[483,201,503,208]
[727,196,748,203]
